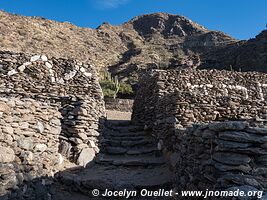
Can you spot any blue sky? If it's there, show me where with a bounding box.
[0,0,266,40]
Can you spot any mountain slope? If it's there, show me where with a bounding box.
[0,11,126,68]
[200,30,267,72]
[2,11,265,83]
[97,13,238,81]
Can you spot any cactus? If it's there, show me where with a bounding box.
[99,70,122,99]
[113,75,120,99]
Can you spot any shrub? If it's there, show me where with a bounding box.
[119,82,133,95]
[102,88,116,98]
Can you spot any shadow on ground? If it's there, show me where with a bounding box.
[1,118,174,200]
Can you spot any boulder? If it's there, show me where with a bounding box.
[17,138,34,150]
[219,131,267,143]
[36,121,44,133]
[214,162,252,173]
[30,55,40,62]
[215,139,252,149]
[0,102,10,114]
[77,148,95,167]
[34,144,47,152]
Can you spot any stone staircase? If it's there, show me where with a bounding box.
[97,120,165,167]
[57,120,174,199]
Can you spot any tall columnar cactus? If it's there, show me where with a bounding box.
[113,75,120,99]
[99,70,121,99]
[106,71,112,81]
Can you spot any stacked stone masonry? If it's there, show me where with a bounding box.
[0,98,62,196]
[133,69,267,148]
[174,122,267,197]
[133,69,267,129]
[132,69,267,196]
[0,51,106,197]
[104,98,134,112]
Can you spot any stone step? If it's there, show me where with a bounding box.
[101,135,154,144]
[104,131,148,137]
[103,135,148,141]
[107,125,144,133]
[58,164,174,196]
[95,154,166,166]
[103,146,127,154]
[103,138,155,147]
[103,145,159,155]
[126,146,159,155]
[105,120,132,127]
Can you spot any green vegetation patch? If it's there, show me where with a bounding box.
[100,70,133,99]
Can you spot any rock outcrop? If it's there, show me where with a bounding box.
[200,30,267,72]
[1,10,266,83]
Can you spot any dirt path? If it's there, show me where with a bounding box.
[106,109,132,121]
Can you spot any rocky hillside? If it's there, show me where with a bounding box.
[200,30,267,72]
[103,13,237,82]
[0,10,126,70]
[0,10,266,83]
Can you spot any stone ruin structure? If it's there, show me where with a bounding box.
[132,69,267,196]
[0,51,105,196]
[1,49,267,199]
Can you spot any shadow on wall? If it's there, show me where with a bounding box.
[138,91,267,196]
[57,96,105,165]
[172,120,267,197]
[0,118,106,200]
[1,118,171,200]
[0,164,92,200]
[0,96,105,199]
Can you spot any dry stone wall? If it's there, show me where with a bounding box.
[104,98,134,112]
[132,69,267,196]
[58,96,104,164]
[0,51,100,97]
[133,69,267,128]
[172,121,267,197]
[0,51,106,197]
[133,69,267,148]
[0,97,62,196]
